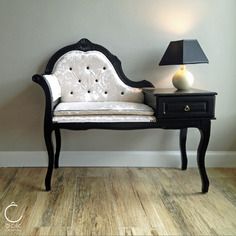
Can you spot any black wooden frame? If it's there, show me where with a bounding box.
[32,38,213,193]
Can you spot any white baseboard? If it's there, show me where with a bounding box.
[0,151,236,167]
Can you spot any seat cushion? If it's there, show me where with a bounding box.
[54,102,154,116]
[53,115,156,123]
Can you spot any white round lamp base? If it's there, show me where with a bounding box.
[172,67,194,90]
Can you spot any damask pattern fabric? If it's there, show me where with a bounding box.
[43,74,61,102]
[51,50,143,103]
[54,101,154,116]
[44,50,155,123]
[53,115,156,123]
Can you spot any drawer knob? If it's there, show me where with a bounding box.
[184,105,191,112]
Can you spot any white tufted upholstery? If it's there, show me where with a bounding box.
[54,102,154,116]
[43,49,156,123]
[51,50,143,103]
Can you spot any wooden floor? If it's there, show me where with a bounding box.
[0,167,235,235]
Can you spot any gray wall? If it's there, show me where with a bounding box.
[0,0,235,152]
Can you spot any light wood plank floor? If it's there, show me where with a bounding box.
[0,167,235,235]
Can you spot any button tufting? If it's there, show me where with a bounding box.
[95,79,98,82]
[103,66,106,70]
[69,67,72,70]
[78,79,81,83]
[121,92,124,95]
[88,90,91,93]
[70,91,73,95]
[104,91,108,94]
[86,66,90,70]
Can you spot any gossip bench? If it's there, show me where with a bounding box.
[32,38,216,193]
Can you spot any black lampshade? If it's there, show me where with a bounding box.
[159,40,209,65]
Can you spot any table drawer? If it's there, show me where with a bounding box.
[157,96,215,118]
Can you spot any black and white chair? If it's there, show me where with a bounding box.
[33,38,156,191]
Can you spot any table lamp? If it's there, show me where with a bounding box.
[159,40,209,90]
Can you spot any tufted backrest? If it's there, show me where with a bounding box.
[51,50,144,103]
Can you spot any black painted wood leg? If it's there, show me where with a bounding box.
[180,128,188,170]
[44,128,54,191]
[197,120,211,193]
[54,128,61,169]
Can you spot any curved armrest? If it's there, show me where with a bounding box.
[32,74,61,126]
[33,74,61,101]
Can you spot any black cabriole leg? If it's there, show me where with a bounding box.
[180,128,188,170]
[44,128,54,191]
[54,128,61,169]
[197,120,211,193]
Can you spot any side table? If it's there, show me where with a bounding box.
[143,88,217,193]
